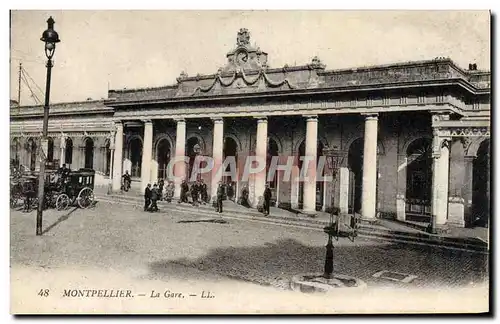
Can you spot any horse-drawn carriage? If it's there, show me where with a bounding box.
[10,167,95,211]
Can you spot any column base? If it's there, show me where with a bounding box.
[360,217,378,225]
[301,210,317,218]
[427,224,450,235]
[447,197,465,228]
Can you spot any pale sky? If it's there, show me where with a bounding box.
[10,10,490,105]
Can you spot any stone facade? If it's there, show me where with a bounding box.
[10,29,491,228]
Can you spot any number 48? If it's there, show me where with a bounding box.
[38,289,49,297]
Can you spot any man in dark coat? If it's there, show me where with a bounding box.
[150,183,159,212]
[263,183,272,216]
[144,183,152,211]
[180,180,189,203]
[200,179,208,203]
[158,179,164,201]
[216,182,224,213]
[191,181,199,206]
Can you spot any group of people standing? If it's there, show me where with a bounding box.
[143,179,175,212]
[141,176,273,216]
[179,179,209,206]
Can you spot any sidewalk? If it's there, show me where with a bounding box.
[94,188,489,253]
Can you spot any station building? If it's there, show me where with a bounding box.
[10,29,491,228]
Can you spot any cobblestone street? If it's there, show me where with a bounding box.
[10,201,489,313]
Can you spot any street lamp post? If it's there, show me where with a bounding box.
[322,145,344,279]
[36,16,60,236]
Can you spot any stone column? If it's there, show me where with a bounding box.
[141,120,153,191]
[59,135,66,168]
[174,118,186,199]
[254,117,268,207]
[211,117,224,199]
[361,113,378,221]
[339,167,350,214]
[302,115,318,215]
[431,134,451,228]
[112,122,124,192]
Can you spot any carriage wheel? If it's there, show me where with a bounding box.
[56,194,70,211]
[77,187,94,209]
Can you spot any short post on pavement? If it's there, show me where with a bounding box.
[36,16,60,236]
[322,145,344,279]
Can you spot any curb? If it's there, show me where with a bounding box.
[95,194,489,254]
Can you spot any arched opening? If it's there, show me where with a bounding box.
[47,137,54,163]
[84,137,94,169]
[297,140,324,210]
[267,138,279,193]
[186,137,201,181]
[105,140,111,176]
[11,138,20,168]
[472,139,490,227]
[405,138,432,221]
[129,137,142,177]
[223,137,238,201]
[26,138,37,171]
[157,138,171,180]
[348,138,364,214]
[65,138,73,167]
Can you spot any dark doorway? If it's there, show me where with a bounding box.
[84,138,94,169]
[129,137,143,177]
[186,137,201,181]
[472,139,490,227]
[267,138,279,204]
[27,138,37,171]
[223,137,238,200]
[348,138,363,214]
[65,138,73,167]
[157,138,171,180]
[47,137,54,163]
[105,140,111,176]
[405,138,432,221]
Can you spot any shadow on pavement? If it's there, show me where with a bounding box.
[41,207,79,235]
[147,238,489,290]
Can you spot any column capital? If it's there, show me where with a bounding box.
[362,113,378,120]
[254,116,268,123]
[303,114,318,121]
[142,119,152,124]
[114,121,123,129]
[173,117,186,123]
[211,117,224,124]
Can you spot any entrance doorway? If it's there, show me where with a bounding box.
[267,138,279,205]
[84,137,94,169]
[27,138,37,171]
[157,138,171,180]
[405,138,432,221]
[65,137,73,167]
[472,139,490,227]
[223,137,238,201]
[129,137,142,177]
[348,138,363,214]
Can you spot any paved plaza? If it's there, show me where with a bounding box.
[10,201,489,313]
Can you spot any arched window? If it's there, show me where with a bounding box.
[405,138,432,216]
[47,137,54,162]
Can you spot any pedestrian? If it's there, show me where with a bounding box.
[23,179,35,213]
[191,181,199,206]
[263,183,272,216]
[150,183,159,212]
[158,179,164,201]
[144,183,152,211]
[239,185,250,207]
[227,182,234,201]
[180,180,189,203]
[200,179,208,203]
[216,182,224,213]
[165,181,174,203]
